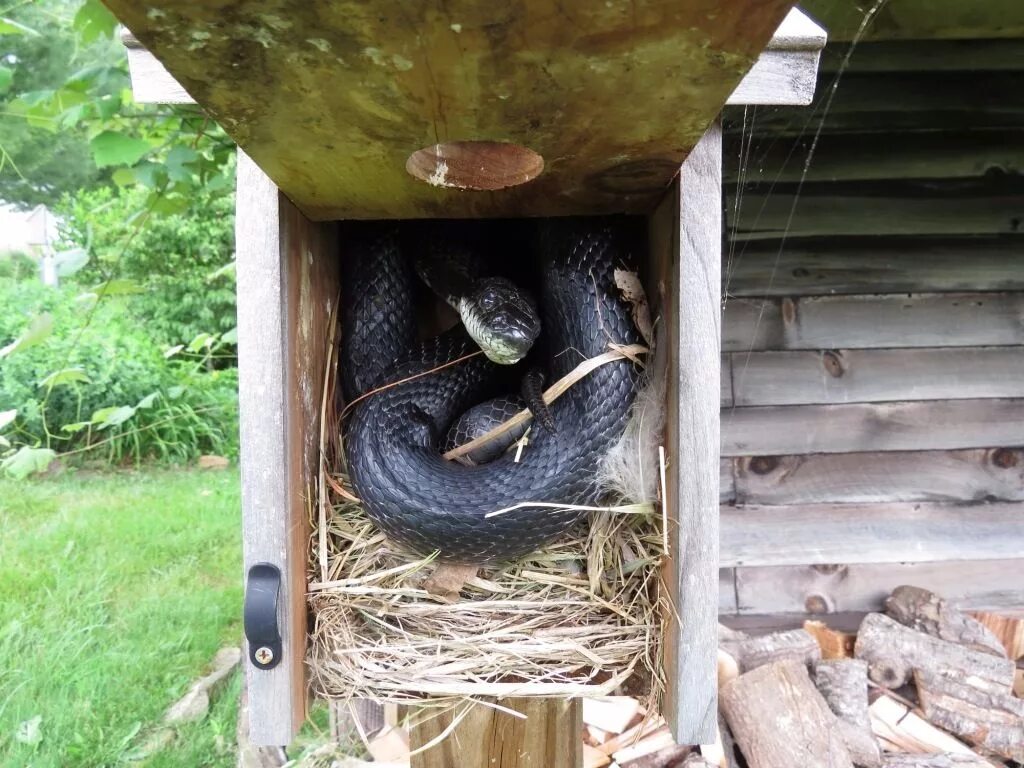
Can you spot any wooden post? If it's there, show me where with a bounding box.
[410,698,582,768]
[659,120,723,746]
[236,151,339,744]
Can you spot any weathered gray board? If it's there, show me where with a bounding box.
[727,348,1024,406]
[724,238,1024,297]
[727,449,1024,505]
[727,559,1024,615]
[237,153,340,744]
[722,399,1024,456]
[724,132,1024,183]
[723,293,1024,351]
[654,122,723,746]
[721,501,1024,567]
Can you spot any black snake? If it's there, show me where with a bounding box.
[340,217,641,564]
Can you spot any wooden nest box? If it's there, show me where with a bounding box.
[111,0,825,760]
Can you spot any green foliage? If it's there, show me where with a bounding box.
[57,184,238,350]
[0,277,239,468]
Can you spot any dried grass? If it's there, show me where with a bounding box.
[307,475,666,711]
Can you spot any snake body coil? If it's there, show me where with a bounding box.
[341,218,641,564]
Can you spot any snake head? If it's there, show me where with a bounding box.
[460,277,540,365]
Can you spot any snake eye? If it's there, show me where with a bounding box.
[480,290,497,311]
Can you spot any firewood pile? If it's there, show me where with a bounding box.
[580,585,1023,768]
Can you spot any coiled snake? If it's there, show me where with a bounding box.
[341,217,641,564]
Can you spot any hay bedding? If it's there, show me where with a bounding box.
[307,274,666,718]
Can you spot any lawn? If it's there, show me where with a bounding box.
[0,469,243,768]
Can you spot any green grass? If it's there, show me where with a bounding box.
[0,469,243,768]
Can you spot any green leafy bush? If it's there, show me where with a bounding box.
[56,184,237,354]
[0,276,239,471]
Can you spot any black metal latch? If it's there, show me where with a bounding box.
[244,563,282,670]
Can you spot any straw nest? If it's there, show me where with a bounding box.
[307,296,666,714]
[307,479,666,710]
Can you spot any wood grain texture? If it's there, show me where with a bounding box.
[106,0,795,220]
[721,501,1024,567]
[657,122,721,745]
[799,0,1024,42]
[723,292,1024,352]
[724,131,1024,184]
[734,71,1024,135]
[721,399,1024,456]
[730,448,1024,505]
[724,237,1024,296]
[236,152,339,745]
[730,183,1024,240]
[409,698,582,768]
[728,348,1024,406]
[721,659,853,768]
[728,560,1024,616]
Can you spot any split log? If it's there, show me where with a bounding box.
[868,695,983,759]
[969,611,1024,660]
[914,669,1024,762]
[611,725,676,764]
[737,629,821,672]
[698,716,737,768]
[717,649,740,690]
[618,742,691,767]
[881,755,996,768]
[718,623,747,660]
[1014,668,1024,698]
[885,586,1006,656]
[805,620,856,659]
[721,659,854,768]
[596,715,667,756]
[854,613,1016,689]
[583,743,612,768]
[814,660,880,767]
[583,697,643,735]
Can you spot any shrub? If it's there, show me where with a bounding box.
[0,275,239,468]
[56,185,237,356]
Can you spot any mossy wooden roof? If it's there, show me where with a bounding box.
[103,0,794,220]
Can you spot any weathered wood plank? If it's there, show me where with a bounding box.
[720,458,736,504]
[656,122,721,745]
[732,449,1024,506]
[722,399,1024,456]
[726,8,826,107]
[729,348,1024,406]
[721,501,1024,567]
[723,293,1024,352]
[729,72,1024,135]
[723,238,1024,297]
[730,184,1024,241]
[799,0,1024,42]
[237,153,340,744]
[720,568,738,614]
[107,0,795,220]
[728,560,1024,616]
[724,132,1024,184]
[410,698,582,768]
[819,39,1024,73]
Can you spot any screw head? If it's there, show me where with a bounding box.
[254,646,274,665]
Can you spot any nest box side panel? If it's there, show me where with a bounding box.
[102,0,793,220]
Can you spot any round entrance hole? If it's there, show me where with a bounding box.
[406,140,544,191]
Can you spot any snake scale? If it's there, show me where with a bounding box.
[340,217,641,564]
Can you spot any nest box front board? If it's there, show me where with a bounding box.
[102,0,794,220]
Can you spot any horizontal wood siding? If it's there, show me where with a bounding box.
[729,449,1024,505]
[720,41,1024,617]
[729,348,1024,406]
[730,559,1024,615]
[723,293,1024,351]
[722,399,1024,456]
[721,501,1024,567]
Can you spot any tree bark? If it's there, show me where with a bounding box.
[882,755,994,768]
[721,659,854,768]
[854,613,1016,689]
[814,660,880,767]
[914,669,1024,763]
[885,586,1005,656]
[737,629,821,673]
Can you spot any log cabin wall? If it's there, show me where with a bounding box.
[718,38,1024,620]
